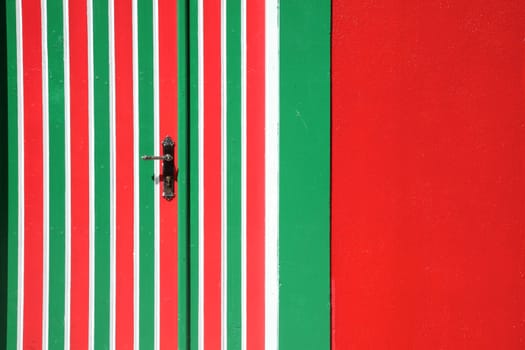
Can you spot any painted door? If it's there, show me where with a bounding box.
[5,0,184,348]
[5,0,331,350]
[332,0,525,349]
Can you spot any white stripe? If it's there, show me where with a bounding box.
[240,0,247,347]
[132,0,140,348]
[265,0,280,347]
[152,0,160,348]
[221,0,227,347]
[41,0,50,347]
[108,0,117,347]
[15,0,24,347]
[87,0,96,348]
[197,0,205,347]
[63,0,72,346]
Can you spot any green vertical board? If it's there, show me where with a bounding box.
[93,0,111,347]
[188,0,199,348]
[137,0,155,347]
[0,1,6,345]
[47,0,66,346]
[6,0,18,347]
[226,0,241,348]
[1,0,11,347]
[279,0,331,348]
[178,0,190,347]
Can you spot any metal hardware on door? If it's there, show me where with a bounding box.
[141,135,176,201]
[141,154,173,161]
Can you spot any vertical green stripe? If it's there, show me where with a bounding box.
[279,0,331,348]
[0,0,8,344]
[226,0,241,348]
[3,0,17,347]
[93,0,111,347]
[137,0,155,347]
[178,0,190,347]
[189,0,199,348]
[47,0,66,346]
[6,0,18,347]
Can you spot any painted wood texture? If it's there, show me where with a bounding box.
[332,1,525,348]
[5,0,182,348]
[5,0,330,349]
[190,0,281,347]
[187,0,330,348]
[280,0,330,348]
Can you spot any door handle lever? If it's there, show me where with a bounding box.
[141,154,173,162]
[141,135,176,201]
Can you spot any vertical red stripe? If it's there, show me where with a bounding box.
[203,0,222,348]
[114,0,135,348]
[158,0,178,348]
[246,0,265,348]
[69,0,90,347]
[22,0,44,347]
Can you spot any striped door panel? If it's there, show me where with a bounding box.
[6,0,181,348]
[6,0,330,349]
[187,0,330,348]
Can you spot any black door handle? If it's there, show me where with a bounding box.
[141,135,176,201]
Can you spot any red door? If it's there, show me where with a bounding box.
[332,1,525,348]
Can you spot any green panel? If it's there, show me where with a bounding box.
[279,0,331,348]
[0,0,7,345]
[5,0,18,347]
[137,0,155,347]
[226,0,241,348]
[178,0,190,347]
[93,0,111,347]
[47,0,66,347]
[188,0,199,348]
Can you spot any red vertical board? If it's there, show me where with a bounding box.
[332,1,525,349]
[203,0,222,347]
[22,0,44,347]
[69,0,90,347]
[114,0,134,347]
[159,0,178,348]
[246,0,265,348]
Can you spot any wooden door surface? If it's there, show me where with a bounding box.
[4,0,183,348]
[4,0,332,349]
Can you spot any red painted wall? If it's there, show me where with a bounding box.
[332,1,525,348]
